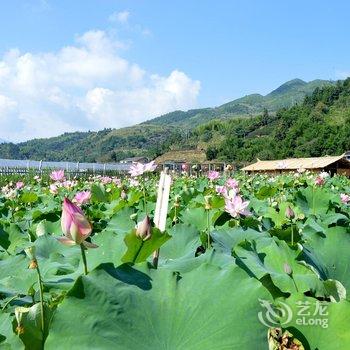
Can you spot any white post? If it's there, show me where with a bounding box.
[153,169,171,267]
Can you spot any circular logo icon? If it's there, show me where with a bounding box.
[258,299,293,327]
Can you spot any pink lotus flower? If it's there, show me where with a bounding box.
[50,170,65,182]
[314,176,325,186]
[16,181,24,189]
[49,184,58,194]
[216,185,227,196]
[135,216,152,241]
[181,163,188,171]
[208,170,220,181]
[129,162,145,177]
[129,161,157,177]
[224,195,251,218]
[340,193,349,204]
[144,160,157,172]
[101,176,112,184]
[113,178,122,186]
[226,178,239,189]
[74,191,91,205]
[58,198,97,248]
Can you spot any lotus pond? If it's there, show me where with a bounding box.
[0,169,349,350]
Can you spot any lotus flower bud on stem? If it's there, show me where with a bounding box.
[174,195,180,208]
[283,263,293,275]
[136,215,152,241]
[285,206,295,220]
[15,307,29,335]
[25,246,38,269]
[204,195,212,210]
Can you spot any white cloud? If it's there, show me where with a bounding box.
[0,30,200,142]
[109,10,130,24]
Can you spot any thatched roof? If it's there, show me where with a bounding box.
[155,150,206,164]
[242,154,348,172]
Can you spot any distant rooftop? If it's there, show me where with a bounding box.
[120,156,148,164]
[242,154,349,172]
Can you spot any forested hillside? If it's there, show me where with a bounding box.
[0,126,180,162]
[0,78,344,163]
[184,78,350,165]
[145,78,333,127]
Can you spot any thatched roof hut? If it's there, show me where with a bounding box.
[242,154,350,176]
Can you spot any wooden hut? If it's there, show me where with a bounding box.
[242,154,350,176]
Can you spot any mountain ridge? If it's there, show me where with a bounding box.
[144,78,335,128]
[0,78,338,162]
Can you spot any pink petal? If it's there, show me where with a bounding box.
[57,237,76,246]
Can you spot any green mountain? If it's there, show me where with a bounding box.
[0,78,340,163]
[185,79,350,166]
[144,78,335,128]
[0,125,179,163]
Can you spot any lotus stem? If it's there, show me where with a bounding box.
[142,183,148,215]
[153,249,159,268]
[80,244,88,275]
[291,275,299,293]
[133,241,144,264]
[35,264,45,335]
[206,209,211,249]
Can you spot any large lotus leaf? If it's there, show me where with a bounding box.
[295,187,333,216]
[211,227,266,254]
[234,237,325,295]
[83,230,126,271]
[91,183,108,203]
[0,253,36,295]
[104,207,136,234]
[19,192,38,204]
[33,235,81,290]
[180,207,216,232]
[277,294,350,350]
[0,224,28,255]
[46,263,272,350]
[300,226,350,297]
[160,248,236,275]
[159,223,200,260]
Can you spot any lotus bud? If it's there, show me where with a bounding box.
[283,263,293,275]
[136,215,152,241]
[174,195,180,208]
[25,246,38,269]
[58,198,97,248]
[285,206,295,220]
[15,307,30,334]
[204,195,212,210]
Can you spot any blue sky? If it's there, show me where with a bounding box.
[0,0,349,141]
